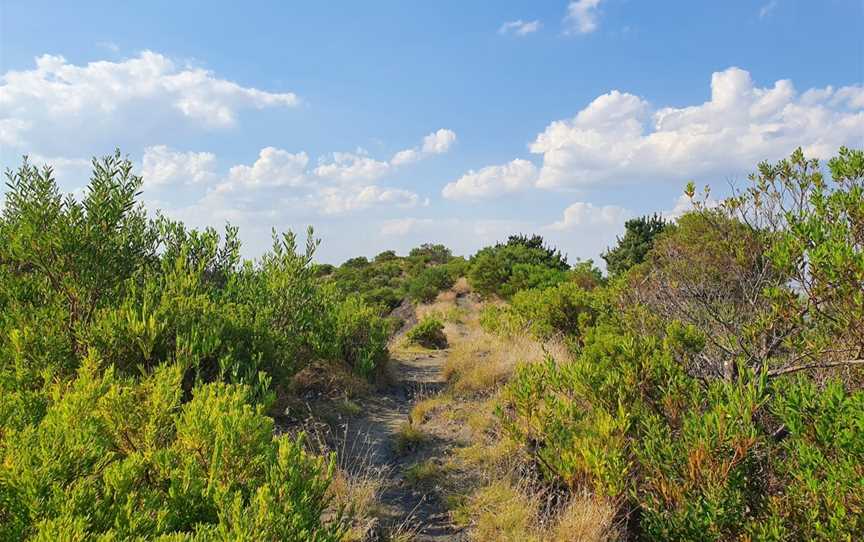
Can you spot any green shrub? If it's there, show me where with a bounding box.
[0,355,345,541]
[332,294,390,378]
[602,214,669,277]
[468,234,568,298]
[405,317,447,349]
[407,265,455,302]
[480,282,596,340]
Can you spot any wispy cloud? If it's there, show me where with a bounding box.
[564,0,604,35]
[96,41,120,52]
[759,0,778,19]
[498,19,542,36]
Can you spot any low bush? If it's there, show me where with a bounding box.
[0,355,345,541]
[480,282,597,340]
[499,316,864,540]
[407,265,455,303]
[405,317,448,349]
[468,234,568,298]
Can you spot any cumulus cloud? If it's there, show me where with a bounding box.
[564,0,603,34]
[499,20,542,36]
[529,67,864,188]
[547,201,629,231]
[0,51,299,156]
[390,128,457,166]
[314,150,391,183]
[137,144,422,222]
[316,185,420,215]
[442,159,537,200]
[141,145,217,187]
[218,147,310,191]
[25,154,92,187]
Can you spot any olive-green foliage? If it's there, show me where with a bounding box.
[498,148,864,540]
[405,317,447,349]
[480,282,597,340]
[500,322,864,540]
[330,293,390,378]
[0,355,344,541]
[0,153,392,539]
[602,214,668,277]
[407,265,455,302]
[325,245,461,313]
[468,234,569,298]
[409,243,452,264]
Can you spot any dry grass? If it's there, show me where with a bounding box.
[443,317,569,396]
[548,493,620,542]
[409,395,451,425]
[452,276,471,295]
[459,479,619,542]
[299,425,391,542]
[404,459,448,489]
[329,468,386,541]
[289,359,373,400]
[466,480,540,542]
[393,421,427,455]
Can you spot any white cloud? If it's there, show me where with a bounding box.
[0,51,299,154]
[141,144,422,220]
[442,159,537,200]
[221,147,309,191]
[564,0,603,34]
[96,41,120,53]
[499,20,542,36]
[759,0,778,19]
[547,201,629,230]
[391,128,456,166]
[380,217,436,236]
[26,154,92,186]
[316,185,420,215]
[141,145,217,187]
[422,128,457,154]
[314,150,390,183]
[529,67,864,188]
[661,193,720,220]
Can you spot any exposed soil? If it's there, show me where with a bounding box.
[342,346,462,541]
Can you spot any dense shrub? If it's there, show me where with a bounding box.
[480,282,597,340]
[0,153,393,539]
[325,243,461,314]
[497,148,864,540]
[331,294,390,378]
[405,317,448,349]
[0,355,345,541]
[468,234,568,297]
[500,322,864,540]
[602,214,669,277]
[407,265,456,302]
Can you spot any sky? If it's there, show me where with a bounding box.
[1,0,863,265]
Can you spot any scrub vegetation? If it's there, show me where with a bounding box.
[1,147,861,541]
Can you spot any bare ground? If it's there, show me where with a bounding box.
[343,345,465,541]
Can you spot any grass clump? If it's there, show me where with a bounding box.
[404,459,447,489]
[393,422,427,455]
[409,395,450,425]
[405,316,448,349]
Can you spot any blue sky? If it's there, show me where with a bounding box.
[1,0,862,264]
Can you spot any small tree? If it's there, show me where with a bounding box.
[602,214,668,277]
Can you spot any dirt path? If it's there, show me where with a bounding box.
[345,341,464,541]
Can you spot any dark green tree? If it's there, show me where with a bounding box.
[601,214,668,277]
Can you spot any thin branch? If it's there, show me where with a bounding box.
[767,359,864,377]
